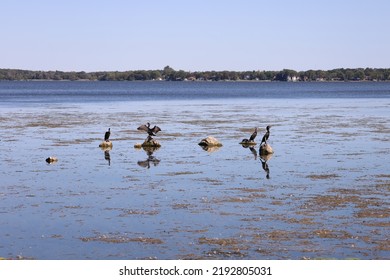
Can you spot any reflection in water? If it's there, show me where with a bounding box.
[241,144,272,179]
[137,146,160,168]
[241,144,258,160]
[249,147,257,160]
[199,145,221,153]
[104,150,111,166]
[260,154,273,179]
[100,147,112,166]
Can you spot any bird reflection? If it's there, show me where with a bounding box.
[100,147,112,166]
[137,146,160,168]
[249,147,257,160]
[241,143,258,160]
[259,154,273,179]
[104,150,111,166]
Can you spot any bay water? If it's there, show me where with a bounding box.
[0,81,389,259]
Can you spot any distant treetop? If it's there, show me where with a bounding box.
[0,67,389,81]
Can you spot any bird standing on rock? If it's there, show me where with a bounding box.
[260,125,271,145]
[241,127,258,144]
[104,128,111,142]
[249,127,258,142]
[137,122,161,141]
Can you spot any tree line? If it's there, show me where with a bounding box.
[1,66,389,82]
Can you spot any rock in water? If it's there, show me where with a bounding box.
[138,138,161,148]
[99,141,113,148]
[259,143,274,155]
[46,157,58,163]
[198,136,223,147]
[239,139,256,145]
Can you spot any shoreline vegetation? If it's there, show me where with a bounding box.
[1,66,390,82]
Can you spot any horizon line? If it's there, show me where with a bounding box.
[2,67,390,73]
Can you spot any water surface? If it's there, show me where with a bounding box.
[0,82,389,259]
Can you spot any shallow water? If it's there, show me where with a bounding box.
[0,82,389,259]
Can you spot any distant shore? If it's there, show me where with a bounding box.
[1,67,389,82]
[2,79,389,83]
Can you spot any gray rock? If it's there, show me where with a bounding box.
[198,136,223,147]
[134,138,161,148]
[240,139,256,145]
[45,157,58,163]
[259,143,274,155]
[99,141,113,148]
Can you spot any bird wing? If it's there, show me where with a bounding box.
[152,126,161,134]
[137,124,149,132]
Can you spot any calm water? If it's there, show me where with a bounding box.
[0,81,389,259]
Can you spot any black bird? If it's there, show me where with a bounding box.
[104,128,111,142]
[241,127,258,144]
[249,127,258,142]
[137,122,161,137]
[260,125,271,145]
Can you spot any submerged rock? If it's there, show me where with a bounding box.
[99,141,113,148]
[134,138,161,148]
[198,136,222,147]
[240,139,257,146]
[259,143,274,155]
[45,157,58,163]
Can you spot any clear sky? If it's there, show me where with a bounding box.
[1,0,389,72]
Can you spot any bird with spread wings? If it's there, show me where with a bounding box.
[137,122,161,141]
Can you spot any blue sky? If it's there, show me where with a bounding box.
[1,0,389,72]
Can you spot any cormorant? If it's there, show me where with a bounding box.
[137,122,161,137]
[241,127,258,144]
[249,127,258,142]
[260,125,271,145]
[104,128,111,142]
